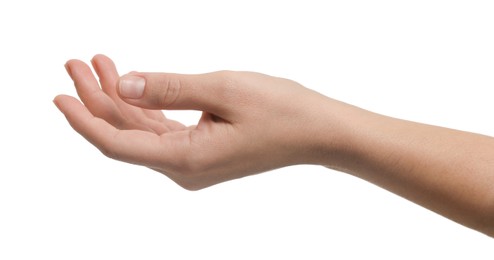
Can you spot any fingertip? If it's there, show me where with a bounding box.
[53,94,68,104]
[65,59,83,66]
[54,95,74,119]
[53,96,62,110]
[54,93,71,99]
[91,54,101,65]
[92,53,109,60]
[53,94,80,111]
[91,54,119,84]
[64,62,72,78]
[91,54,113,67]
[64,59,86,77]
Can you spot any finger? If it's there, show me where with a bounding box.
[142,109,167,123]
[65,59,126,127]
[90,54,121,97]
[117,71,235,118]
[91,55,177,133]
[53,95,177,167]
[91,55,152,118]
[141,109,187,130]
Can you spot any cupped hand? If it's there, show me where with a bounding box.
[54,55,335,190]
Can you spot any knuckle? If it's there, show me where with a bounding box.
[214,70,238,89]
[209,70,245,105]
[155,76,181,108]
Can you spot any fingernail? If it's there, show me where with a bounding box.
[119,75,145,99]
[53,98,60,110]
[64,63,72,78]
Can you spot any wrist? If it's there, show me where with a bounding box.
[302,96,379,170]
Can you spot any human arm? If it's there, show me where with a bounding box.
[315,103,494,237]
[54,54,494,237]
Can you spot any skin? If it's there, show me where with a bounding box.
[54,54,494,237]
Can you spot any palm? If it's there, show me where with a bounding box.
[62,55,213,178]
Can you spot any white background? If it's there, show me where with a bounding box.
[1,0,493,259]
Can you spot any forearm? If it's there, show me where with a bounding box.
[315,98,494,236]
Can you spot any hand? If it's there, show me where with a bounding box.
[54,55,338,190]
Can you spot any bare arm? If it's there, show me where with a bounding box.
[54,54,494,237]
[312,101,494,237]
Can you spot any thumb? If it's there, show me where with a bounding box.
[118,71,231,115]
